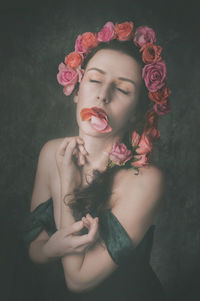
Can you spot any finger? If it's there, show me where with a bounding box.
[65,220,84,236]
[71,221,98,247]
[64,138,77,163]
[79,152,86,166]
[82,217,90,228]
[78,144,88,156]
[76,137,85,145]
[57,137,71,157]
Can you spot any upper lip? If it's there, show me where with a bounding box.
[91,106,107,115]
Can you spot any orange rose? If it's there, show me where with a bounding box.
[81,32,99,50]
[131,154,148,167]
[64,52,84,69]
[148,85,171,104]
[115,21,134,41]
[140,43,162,64]
[136,133,152,155]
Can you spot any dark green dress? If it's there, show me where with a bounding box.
[23,198,167,301]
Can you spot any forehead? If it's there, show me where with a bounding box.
[85,49,142,83]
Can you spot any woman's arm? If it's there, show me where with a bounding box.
[28,139,99,264]
[60,162,164,292]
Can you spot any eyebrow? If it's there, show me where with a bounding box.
[87,67,136,87]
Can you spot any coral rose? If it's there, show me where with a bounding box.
[140,43,162,64]
[134,26,156,47]
[115,21,134,41]
[142,61,167,92]
[81,32,99,50]
[64,52,83,69]
[131,154,148,167]
[136,134,152,155]
[153,99,171,116]
[97,21,116,42]
[131,131,140,147]
[148,85,171,104]
[109,142,132,166]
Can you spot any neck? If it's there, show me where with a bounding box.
[79,129,123,172]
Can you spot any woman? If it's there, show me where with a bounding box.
[23,21,170,300]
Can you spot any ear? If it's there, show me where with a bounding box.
[73,89,79,104]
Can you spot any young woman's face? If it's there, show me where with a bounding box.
[74,49,142,137]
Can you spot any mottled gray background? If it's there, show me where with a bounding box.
[0,0,199,300]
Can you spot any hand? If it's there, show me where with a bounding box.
[43,216,99,258]
[81,213,100,249]
[55,136,88,193]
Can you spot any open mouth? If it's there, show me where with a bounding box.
[80,107,112,133]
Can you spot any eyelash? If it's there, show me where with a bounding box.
[89,79,129,95]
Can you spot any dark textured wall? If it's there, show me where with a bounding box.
[1,0,199,300]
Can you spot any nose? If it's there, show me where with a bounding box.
[96,82,113,104]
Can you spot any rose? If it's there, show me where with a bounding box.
[153,99,171,116]
[75,35,88,54]
[97,21,116,42]
[131,154,148,167]
[108,142,132,166]
[140,43,162,64]
[144,110,160,140]
[57,63,84,96]
[115,21,134,41]
[134,26,156,47]
[145,110,159,128]
[136,134,152,155]
[148,85,171,105]
[131,131,140,147]
[142,61,167,92]
[64,52,84,69]
[81,32,99,50]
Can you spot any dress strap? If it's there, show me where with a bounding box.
[23,198,56,248]
[98,209,155,265]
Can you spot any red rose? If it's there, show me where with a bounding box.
[153,99,171,116]
[64,52,84,69]
[148,85,171,104]
[115,21,134,41]
[81,32,99,50]
[140,43,162,64]
[144,110,160,140]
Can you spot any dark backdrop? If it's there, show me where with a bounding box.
[0,0,199,300]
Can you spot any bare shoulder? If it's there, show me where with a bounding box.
[40,137,65,159]
[113,164,164,213]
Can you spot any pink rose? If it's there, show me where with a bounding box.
[131,154,148,167]
[142,61,167,92]
[97,21,116,42]
[57,63,84,96]
[75,35,88,54]
[153,99,171,116]
[136,134,152,155]
[134,26,156,47]
[109,142,132,166]
[131,131,140,147]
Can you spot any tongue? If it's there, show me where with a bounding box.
[90,116,112,133]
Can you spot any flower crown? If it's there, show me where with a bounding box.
[57,21,171,172]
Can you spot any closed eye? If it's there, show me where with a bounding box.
[117,88,130,95]
[89,79,101,83]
